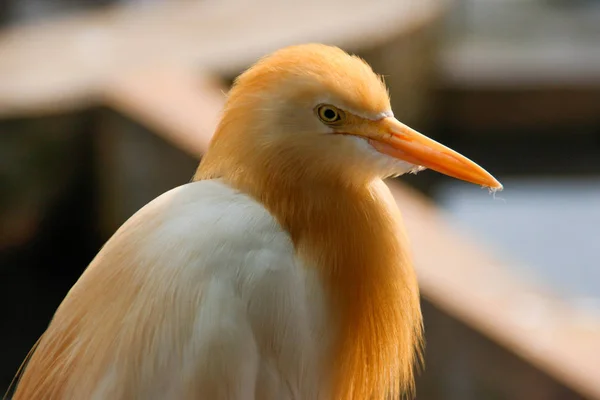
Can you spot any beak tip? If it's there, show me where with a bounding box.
[487,179,503,192]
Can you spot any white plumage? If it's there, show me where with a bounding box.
[75,180,331,399]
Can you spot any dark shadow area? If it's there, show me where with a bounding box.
[0,113,102,393]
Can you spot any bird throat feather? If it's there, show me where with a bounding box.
[196,134,423,400]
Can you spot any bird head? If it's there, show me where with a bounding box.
[204,44,502,190]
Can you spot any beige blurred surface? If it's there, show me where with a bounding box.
[0,0,443,117]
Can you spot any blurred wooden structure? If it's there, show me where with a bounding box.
[439,0,600,134]
[1,1,600,399]
[435,0,600,184]
[0,0,443,125]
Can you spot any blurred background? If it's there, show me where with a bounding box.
[1,0,599,398]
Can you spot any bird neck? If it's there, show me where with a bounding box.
[195,147,422,399]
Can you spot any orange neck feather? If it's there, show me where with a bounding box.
[195,123,423,399]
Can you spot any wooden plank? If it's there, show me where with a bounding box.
[441,39,600,89]
[0,0,444,117]
[102,65,224,159]
[103,68,600,399]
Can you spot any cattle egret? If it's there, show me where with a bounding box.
[12,44,501,400]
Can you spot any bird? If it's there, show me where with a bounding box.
[11,43,501,400]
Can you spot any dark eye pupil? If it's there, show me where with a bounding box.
[323,108,337,120]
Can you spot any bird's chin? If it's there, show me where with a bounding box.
[389,164,426,178]
[385,162,426,179]
[347,135,426,179]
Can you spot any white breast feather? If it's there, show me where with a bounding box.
[69,180,330,399]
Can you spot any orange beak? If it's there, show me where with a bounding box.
[368,117,502,190]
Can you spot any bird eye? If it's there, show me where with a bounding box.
[316,105,344,125]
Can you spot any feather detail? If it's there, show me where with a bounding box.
[13,181,332,399]
[196,160,422,400]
